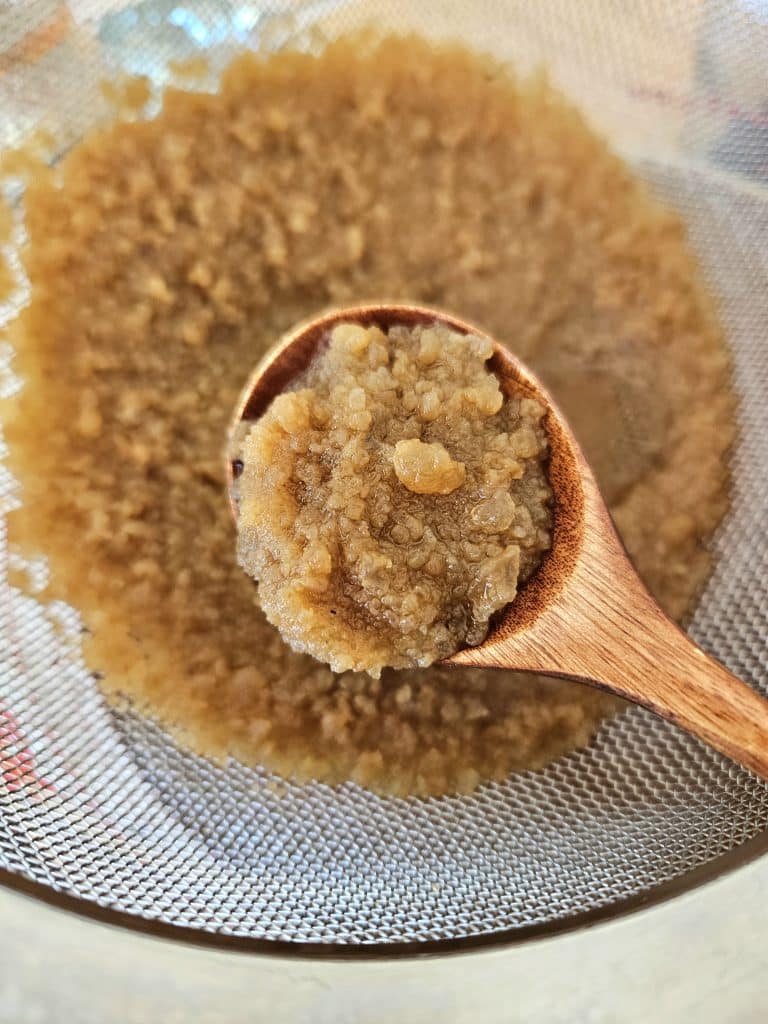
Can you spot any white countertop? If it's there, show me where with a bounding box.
[1,849,767,1024]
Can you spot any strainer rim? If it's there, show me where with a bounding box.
[2,827,767,960]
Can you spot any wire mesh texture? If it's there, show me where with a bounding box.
[1,0,768,946]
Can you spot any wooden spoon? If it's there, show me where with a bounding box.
[226,303,768,780]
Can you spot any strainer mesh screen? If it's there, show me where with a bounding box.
[1,0,767,944]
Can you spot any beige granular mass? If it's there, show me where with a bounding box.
[0,130,55,182]
[235,322,551,676]
[0,254,15,302]
[0,197,13,244]
[167,56,211,81]
[100,73,152,115]
[3,35,734,796]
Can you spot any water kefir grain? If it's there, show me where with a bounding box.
[3,35,734,796]
[235,322,552,677]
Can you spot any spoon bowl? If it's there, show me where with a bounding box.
[227,303,768,780]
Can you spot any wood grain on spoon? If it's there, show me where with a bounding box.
[227,303,768,780]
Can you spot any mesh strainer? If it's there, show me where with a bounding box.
[1,0,767,951]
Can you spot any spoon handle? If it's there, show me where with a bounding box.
[545,584,768,781]
[453,500,768,779]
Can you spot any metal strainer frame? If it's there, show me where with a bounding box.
[1,0,768,953]
[3,829,768,958]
